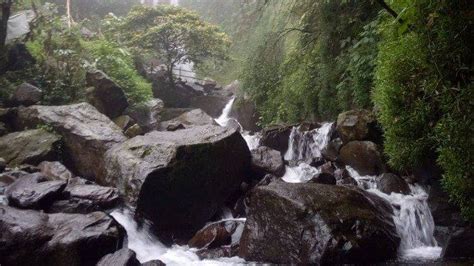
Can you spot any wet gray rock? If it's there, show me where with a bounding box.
[260,124,294,153]
[104,125,250,242]
[188,220,245,249]
[86,70,129,119]
[0,129,61,167]
[97,248,140,266]
[250,146,285,178]
[160,109,216,130]
[310,172,336,185]
[15,103,127,180]
[153,80,202,108]
[442,227,474,259]
[339,141,386,176]
[10,83,42,106]
[189,95,229,117]
[239,181,399,264]
[336,109,378,144]
[0,205,123,266]
[39,161,74,180]
[334,168,358,186]
[141,260,166,266]
[6,173,66,209]
[376,173,410,195]
[125,99,164,132]
[230,98,260,132]
[0,122,8,136]
[322,138,343,162]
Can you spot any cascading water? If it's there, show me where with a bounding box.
[111,209,246,265]
[281,124,442,261]
[215,98,261,151]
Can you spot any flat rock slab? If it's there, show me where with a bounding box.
[15,103,127,180]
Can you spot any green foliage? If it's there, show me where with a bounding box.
[373,0,473,221]
[118,5,230,83]
[83,39,151,104]
[1,3,151,106]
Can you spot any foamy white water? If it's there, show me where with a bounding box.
[284,123,333,161]
[111,209,246,265]
[215,98,235,127]
[282,163,320,183]
[347,167,441,260]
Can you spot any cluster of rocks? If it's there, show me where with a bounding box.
[1,69,472,265]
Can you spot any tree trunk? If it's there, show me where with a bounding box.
[1,1,12,52]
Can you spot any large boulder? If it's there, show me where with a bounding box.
[339,141,386,176]
[189,95,229,117]
[428,179,465,227]
[6,173,67,209]
[14,103,127,180]
[250,146,285,178]
[0,206,124,266]
[0,129,61,167]
[152,80,202,108]
[239,181,399,264]
[442,227,474,259]
[159,109,216,130]
[125,98,164,132]
[336,110,379,144]
[103,125,251,242]
[97,248,140,266]
[86,70,129,119]
[10,83,42,106]
[260,124,294,153]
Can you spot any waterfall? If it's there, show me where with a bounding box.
[280,123,442,261]
[284,123,333,161]
[347,167,441,260]
[216,98,261,151]
[215,98,235,127]
[111,209,246,265]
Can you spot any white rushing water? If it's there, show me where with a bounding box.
[111,209,246,265]
[284,122,334,161]
[215,97,261,151]
[281,123,442,261]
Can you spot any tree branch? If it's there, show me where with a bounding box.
[375,0,404,24]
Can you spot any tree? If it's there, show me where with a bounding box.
[1,0,14,57]
[119,5,230,86]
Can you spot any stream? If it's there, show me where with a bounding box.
[113,98,442,264]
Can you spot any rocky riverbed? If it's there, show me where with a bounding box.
[0,74,473,265]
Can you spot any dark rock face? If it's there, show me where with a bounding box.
[189,95,229,118]
[0,129,61,167]
[230,98,260,132]
[442,227,474,259]
[239,181,400,264]
[10,83,42,107]
[428,179,465,227]
[141,260,166,266]
[65,184,120,208]
[376,173,410,195]
[97,248,140,266]
[125,99,164,132]
[322,138,343,162]
[0,157,6,172]
[86,70,129,119]
[0,122,8,136]
[310,172,336,185]
[114,115,134,131]
[38,161,74,180]
[0,205,123,266]
[250,146,285,178]
[6,174,67,209]
[104,125,251,242]
[336,109,378,144]
[188,220,245,249]
[334,168,358,186]
[339,141,386,176]
[15,103,127,180]
[260,125,294,153]
[160,109,216,130]
[153,80,202,108]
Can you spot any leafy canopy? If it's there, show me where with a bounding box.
[119,5,230,74]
